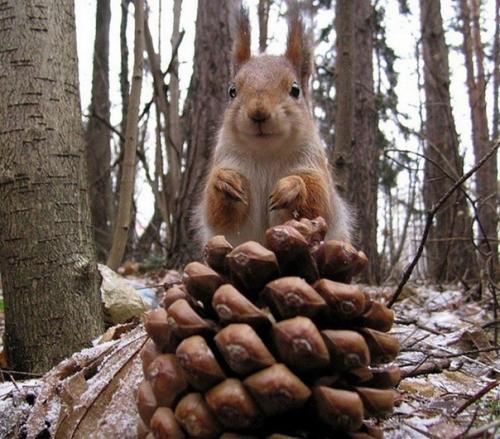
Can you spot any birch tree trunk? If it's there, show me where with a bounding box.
[420,0,479,282]
[86,0,112,261]
[0,0,104,373]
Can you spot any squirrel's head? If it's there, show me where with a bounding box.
[222,7,315,154]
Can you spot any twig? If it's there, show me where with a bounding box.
[424,342,500,374]
[400,358,451,378]
[388,140,500,308]
[457,419,500,438]
[459,405,480,438]
[163,30,185,78]
[451,379,500,417]
[395,318,441,335]
[482,318,500,328]
[138,29,185,122]
[84,111,125,142]
[402,421,439,438]
[435,346,500,358]
[0,369,43,378]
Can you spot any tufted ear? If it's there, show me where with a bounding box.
[232,7,251,74]
[285,6,313,91]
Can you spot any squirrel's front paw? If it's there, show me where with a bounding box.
[214,169,248,204]
[269,175,307,212]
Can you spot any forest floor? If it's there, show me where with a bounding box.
[0,278,498,438]
[376,284,499,438]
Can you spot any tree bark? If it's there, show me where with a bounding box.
[420,0,479,282]
[332,0,379,282]
[86,0,112,261]
[167,0,183,212]
[493,0,499,141]
[120,0,131,152]
[350,0,379,283]
[144,17,171,227]
[0,0,104,373]
[166,0,236,267]
[258,0,271,53]
[107,0,145,270]
[459,0,498,275]
[331,0,355,198]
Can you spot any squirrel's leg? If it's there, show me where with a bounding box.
[269,171,330,223]
[205,168,250,234]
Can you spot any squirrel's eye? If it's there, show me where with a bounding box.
[290,82,300,98]
[228,85,237,99]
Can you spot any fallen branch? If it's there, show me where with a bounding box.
[457,419,500,438]
[435,346,500,359]
[388,139,500,307]
[451,379,500,417]
[400,358,451,378]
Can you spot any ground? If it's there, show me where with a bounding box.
[0,280,498,438]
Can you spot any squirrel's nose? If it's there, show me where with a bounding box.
[249,110,270,124]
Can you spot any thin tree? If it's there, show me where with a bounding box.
[86,0,113,261]
[120,0,131,152]
[459,0,498,276]
[493,0,499,141]
[258,0,272,52]
[167,0,236,267]
[167,0,183,216]
[420,0,479,282]
[107,0,145,270]
[0,0,104,372]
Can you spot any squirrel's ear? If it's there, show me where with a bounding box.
[233,7,251,74]
[285,7,313,90]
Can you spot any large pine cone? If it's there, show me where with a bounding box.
[138,218,400,438]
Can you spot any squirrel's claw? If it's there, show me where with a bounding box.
[269,175,307,212]
[214,169,248,204]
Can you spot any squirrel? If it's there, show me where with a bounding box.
[197,8,352,247]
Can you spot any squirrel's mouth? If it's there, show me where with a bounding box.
[256,131,274,138]
[254,124,276,138]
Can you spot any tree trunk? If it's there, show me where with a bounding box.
[144,17,171,227]
[331,0,355,198]
[0,0,104,373]
[136,207,163,257]
[420,0,479,282]
[258,0,271,53]
[120,0,131,153]
[459,0,498,276]
[107,0,145,270]
[350,0,379,283]
[118,0,138,260]
[166,0,236,267]
[167,0,183,215]
[493,0,499,141]
[332,0,378,282]
[86,0,112,261]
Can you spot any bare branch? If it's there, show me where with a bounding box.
[388,139,500,308]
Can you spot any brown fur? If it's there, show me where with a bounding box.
[270,171,331,224]
[233,7,251,73]
[285,6,313,92]
[197,8,352,247]
[205,168,250,232]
